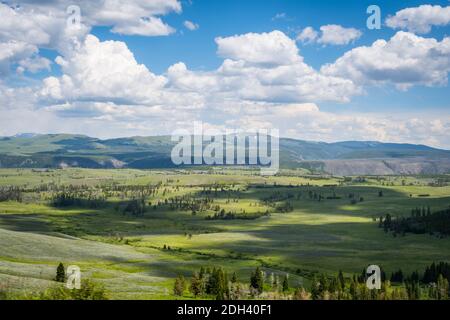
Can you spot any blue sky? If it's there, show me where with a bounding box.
[0,0,449,147]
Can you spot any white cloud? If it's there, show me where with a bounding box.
[297,25,361,46]
[41,30,360,112]
[215,31,301,65]
[321,31,450,89]
[296,27,318,43]
[224,102,450,149]
[4,0,182,36]
[167,31,361,103]
[0,41,37,75]
[111,17,175,36]
[0,0,181,76]
[89,0,181,35]
[272,13,287,21]
[317,25,362,45]
[17,56,51,74]
[386,5,450,34]
[184,20,199,31]
[40,34,167,104]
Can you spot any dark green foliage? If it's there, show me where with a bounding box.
[0,187,22,202]
[52,192,107,209]
[189,272,204,297]
[390,269,404,283]
[206,267,229,300]
[422,262,450,284]
[40,279,108,300]
[173,275,186,296]
[380,207,450,236]
[55,262,65,283]
[282,274,289,292]
[123,198,146,216]
[250,267,264,294]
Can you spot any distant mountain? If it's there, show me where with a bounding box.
[12,133,42,139]
[0,134,449,175]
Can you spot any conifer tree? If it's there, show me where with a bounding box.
[282,274,289,292]
[55,262,65,282]
[250,267,264,294]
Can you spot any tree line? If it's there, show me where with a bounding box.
[173,262,450,300]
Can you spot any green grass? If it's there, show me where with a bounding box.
[0,168,449,299]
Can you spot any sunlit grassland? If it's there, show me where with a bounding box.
[0,168,449,299]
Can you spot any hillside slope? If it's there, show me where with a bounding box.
[0,134,449,175]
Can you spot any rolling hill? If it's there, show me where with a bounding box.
[0,134,449,175]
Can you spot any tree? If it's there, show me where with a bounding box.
[250,267,264,295]
[190,272,204,297]
[282,274,289,292]
[293,287,311,300]
[338,270,345,291]
[55,262,65,283]
[437,274,449,300]
[173,275,186,296]
[206,267,228,299]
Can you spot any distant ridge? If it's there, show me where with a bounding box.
[0,134,449,175]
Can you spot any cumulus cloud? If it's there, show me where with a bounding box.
[0,41,37,75]
[3,0,182,36]
[40,30,360,114]
[0,1,181,76]
[17,56,51,74]
[216,31,301,65]
[321,31,450,90]
[296,27,318,43]
[184,20,199,31]
[223,102,450,149]
[386,5,450,34]
[40,35,168,104]
[297,25,362,45]
[166,31,361,103]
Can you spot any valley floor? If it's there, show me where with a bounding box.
[0,168,449,299]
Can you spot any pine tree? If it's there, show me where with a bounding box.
[250,267,264,294]
[437,274,449,300]
[173,275,186,296]
[282,274,289,292]
[190,272,203,297]
[55,262,65,282]
[231,272,238,283]
[338,270,345,291]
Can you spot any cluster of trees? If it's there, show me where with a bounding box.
[173,262,450,300]
[51,191,107,208]
[163,195,216,214]
[173,266,292,300]
[174,267,230,299]
[206,209,269,220]
[274,201,294,213]
[121,198,147,216]
[379,206,450,236]
[423,262,450,283]
[0,186,22,202]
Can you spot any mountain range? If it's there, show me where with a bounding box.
[0,134,449,175]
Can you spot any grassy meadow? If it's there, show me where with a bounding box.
[0,168,449,299]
